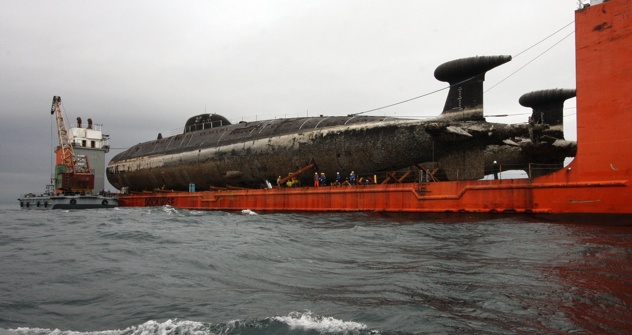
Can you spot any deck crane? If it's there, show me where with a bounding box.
[51,96,94,194]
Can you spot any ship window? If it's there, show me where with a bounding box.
[82,140,87,147]
[91,141,96,148]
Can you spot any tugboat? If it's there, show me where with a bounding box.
[18,96,118,209]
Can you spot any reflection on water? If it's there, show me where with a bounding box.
[545,224,632,333]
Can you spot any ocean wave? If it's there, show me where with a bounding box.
[272,310,368,333]
[7,319,208,335]
[7,311,380,335]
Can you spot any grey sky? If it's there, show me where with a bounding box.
[0,1,578,204]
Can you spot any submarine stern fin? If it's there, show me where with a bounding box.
[519,88,576,140]
[434,55,512,121]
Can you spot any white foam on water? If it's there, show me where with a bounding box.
[273,311,368,333]
[241,209,258,215]
[119,319,208,335]
[161,205,179,215]
[10,320,209,335]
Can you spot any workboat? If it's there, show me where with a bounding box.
[18,96,118,210]
[19,185,116,210]
[113,0,632,219]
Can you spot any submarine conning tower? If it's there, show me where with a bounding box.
[434,55,512,121]
[519,88,576,139]
[184,113,232,133]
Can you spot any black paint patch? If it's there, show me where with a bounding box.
[593,22,612,31]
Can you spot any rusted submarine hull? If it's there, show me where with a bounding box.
[107,55,577,192]
[108,119,537,191]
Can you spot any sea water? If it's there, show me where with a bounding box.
[1,205,631,334]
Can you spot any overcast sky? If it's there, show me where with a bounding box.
[0,0,580,204]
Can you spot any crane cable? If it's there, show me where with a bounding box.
[485,30,575,93]
[512,21,574,59]
[349,21,575,117]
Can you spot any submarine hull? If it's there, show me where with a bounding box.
[108,54,578,192]
[107,116,560,191]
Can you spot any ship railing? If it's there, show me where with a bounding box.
[70,123,103,131]
[230,112,422,123]
[346,162,569,185]
[525,163,568,179]
[166,112,418,137]
[478,162,568,180]
[185,119,226,132]
[231,113,302,123]
[170,119,228,136]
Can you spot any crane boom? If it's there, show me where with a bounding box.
[51,96,94,193]
[51,96,76,174]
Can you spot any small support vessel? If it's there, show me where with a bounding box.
[18,96,118,210]
[19,185,117,210]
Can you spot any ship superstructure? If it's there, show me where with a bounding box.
[68,116,111,194]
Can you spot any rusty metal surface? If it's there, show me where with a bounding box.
[108,117,575,191]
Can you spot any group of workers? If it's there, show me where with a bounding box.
[275,161,502,188]
[278,170,370,188]
[313,171,360,187]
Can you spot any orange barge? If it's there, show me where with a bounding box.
[117,1,632,218]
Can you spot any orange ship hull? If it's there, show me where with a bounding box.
[117,178,629,215]
[118,0,632,218]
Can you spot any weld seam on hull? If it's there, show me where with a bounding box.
[411,180,628,201]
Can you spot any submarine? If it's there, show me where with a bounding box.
[107,55,576,192]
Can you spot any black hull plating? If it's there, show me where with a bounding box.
[107,116,558,191]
